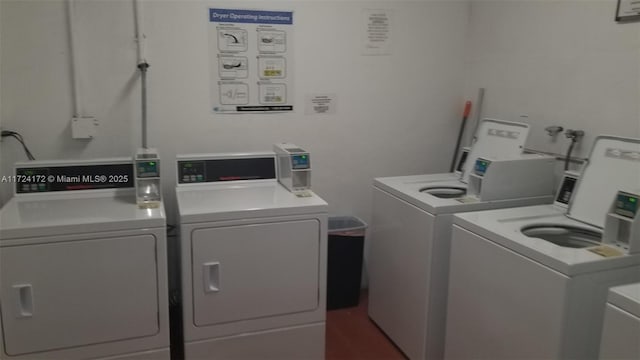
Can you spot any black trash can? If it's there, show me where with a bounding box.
[327,216,367,310]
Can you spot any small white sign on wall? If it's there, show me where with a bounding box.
[305,94,337,115]
[362,9,393,56]
[616,0,640,21]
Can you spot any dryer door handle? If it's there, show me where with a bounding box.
[13,284,34,318]
[203,262,220,293]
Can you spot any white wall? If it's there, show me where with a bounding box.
[0,0,471,284]
[0,0,471,210]
[463,0,640,160]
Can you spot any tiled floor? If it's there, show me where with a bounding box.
[325,291,405,360]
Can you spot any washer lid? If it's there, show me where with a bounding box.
[0,189,166,239]
[608,283,640,318]
[461,119,530,183]
[567,136,640,229]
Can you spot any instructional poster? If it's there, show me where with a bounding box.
[209,8,294,113]
[362,9,393,56]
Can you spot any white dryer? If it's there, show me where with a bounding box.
[445,136,640,360]
[0,158,170,360]
[175,153,327,360]
[600,283,640,360]
[368,119,556,360]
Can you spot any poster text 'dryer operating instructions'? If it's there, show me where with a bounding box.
[209,8,294,114]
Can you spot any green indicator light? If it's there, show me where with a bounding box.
[302,155,307,159]
[631,198,637,203]
[149,162,155,166]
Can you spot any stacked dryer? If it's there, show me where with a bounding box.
[175,152,327,359]
[0,158,170,360]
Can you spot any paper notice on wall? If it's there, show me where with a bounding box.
[305,94,337,115]
[362,9,392,56]
[209,8,294,114]
[618,0,640,18]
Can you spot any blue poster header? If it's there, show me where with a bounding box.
[210,8,293,25]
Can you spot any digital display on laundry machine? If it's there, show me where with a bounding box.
[178,161,206,183]
[291,154,310,169]
[615,192,639,219]
[474,159,490,176]
[136,161,159,178]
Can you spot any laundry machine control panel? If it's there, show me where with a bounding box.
[615,192,638,219]
[466,154,555,202]
[473,158,491,176]
[291,154,310,169]
[274,143,312,193]
[604,189,640,254]
[177,156,276,184]
[15,163,134,194]
[136,160,160,178]
[178,161,206,183]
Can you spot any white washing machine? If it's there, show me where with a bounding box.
[368,119,557,360]
[445,136,640,360]
[175,152,327,360]
[600,282,640,360]
[0,158,170,360]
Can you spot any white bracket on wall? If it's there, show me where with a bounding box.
[71,117,98,139]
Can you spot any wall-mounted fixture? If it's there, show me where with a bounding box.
[565,129,585,141]
[564,129,585,170]
[71,117,99,139]
[544,125,564,137]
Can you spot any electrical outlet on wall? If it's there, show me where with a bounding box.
[71,117,98,139]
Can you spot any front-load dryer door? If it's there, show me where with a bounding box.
[0,235,159,356]
[191,219,320,327]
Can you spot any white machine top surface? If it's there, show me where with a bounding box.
[176,181,327,223]
[461,118,530,183]
[374,173,550,215]
[568,136,640,228]
[453,205,640,276]
[0,190,166,240]
[608,283,640,318]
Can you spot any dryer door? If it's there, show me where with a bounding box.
[191,219,320,326]
[0,235,159,356]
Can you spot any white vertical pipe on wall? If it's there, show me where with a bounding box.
[134,0,149,149]
[66,0,83,117]
[133,0,146,65]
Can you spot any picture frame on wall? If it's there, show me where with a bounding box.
[616,0,640,22]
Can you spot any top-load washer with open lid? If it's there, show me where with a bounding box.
[368,119,556,360]
[445,136,640,360]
